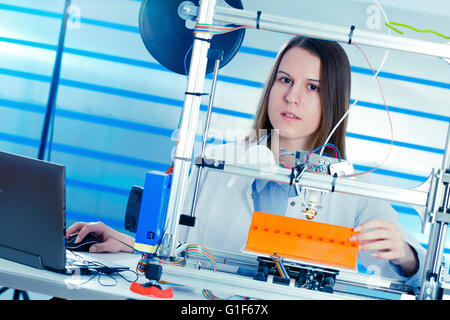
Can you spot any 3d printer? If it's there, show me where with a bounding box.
[123,0,450,300]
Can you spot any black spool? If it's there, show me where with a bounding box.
[139,0,245,75]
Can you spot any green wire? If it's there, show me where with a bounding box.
[385,22,404,35]
[385,21,449,39]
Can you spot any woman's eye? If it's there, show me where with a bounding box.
[307,83,319,91]
[280,77,292,84]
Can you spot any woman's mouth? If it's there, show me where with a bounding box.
[281,111,300,121]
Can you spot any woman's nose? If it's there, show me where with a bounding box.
[285,87,302,105]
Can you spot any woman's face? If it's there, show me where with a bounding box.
[268,47,322,151]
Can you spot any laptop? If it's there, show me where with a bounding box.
[0,150,129,275]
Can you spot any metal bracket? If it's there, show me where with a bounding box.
[435,213,450,224]
[194,156,225,170]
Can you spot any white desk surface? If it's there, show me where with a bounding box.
[0,251,354,300]
[1,251,432,301]
[0,252,201,300]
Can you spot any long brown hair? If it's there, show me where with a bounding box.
[248,36,351,159]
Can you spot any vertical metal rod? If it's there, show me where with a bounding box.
[160,0,217,258]
[419,122,450,300]
[38,0,71,160]
[428,224,447,275]
[201,57,221,160]
[190,56,222,218]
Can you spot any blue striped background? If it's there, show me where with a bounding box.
[0,1,449,260]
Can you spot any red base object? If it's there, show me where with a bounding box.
[129,281,173,299]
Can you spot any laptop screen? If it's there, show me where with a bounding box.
[0,150,66,272]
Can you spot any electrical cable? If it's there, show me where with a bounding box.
[194,23,253,35]
[136,254,151,273]
[385,21,449,39]
[66,250,139,288]
[107,234,149,255]
[184,44,193,76]
[201,289,249,300]
[184,244,217,271]
[272,254,289,279]
[319,0,391,157]
[342,42,394,178]
[299,143,343,175]
[307,143,341,165]
[154,244,216,269]
[156,280,184,287]
[279,162,292,169]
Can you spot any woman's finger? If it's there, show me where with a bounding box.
[65,222,86,239]
[354,219,395,233]
[75,222,107,243]
[359,239,394,252]
[89,239,122,253]
[352,228,391,242]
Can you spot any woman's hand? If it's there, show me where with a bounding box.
[66,221,134,253]
[350,219,418,276]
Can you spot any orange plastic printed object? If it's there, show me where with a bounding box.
[245,211,359,270]
[129,281,173,299]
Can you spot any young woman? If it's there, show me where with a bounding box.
[66,36,425,287]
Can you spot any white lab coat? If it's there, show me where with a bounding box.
[178,140,426,287]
